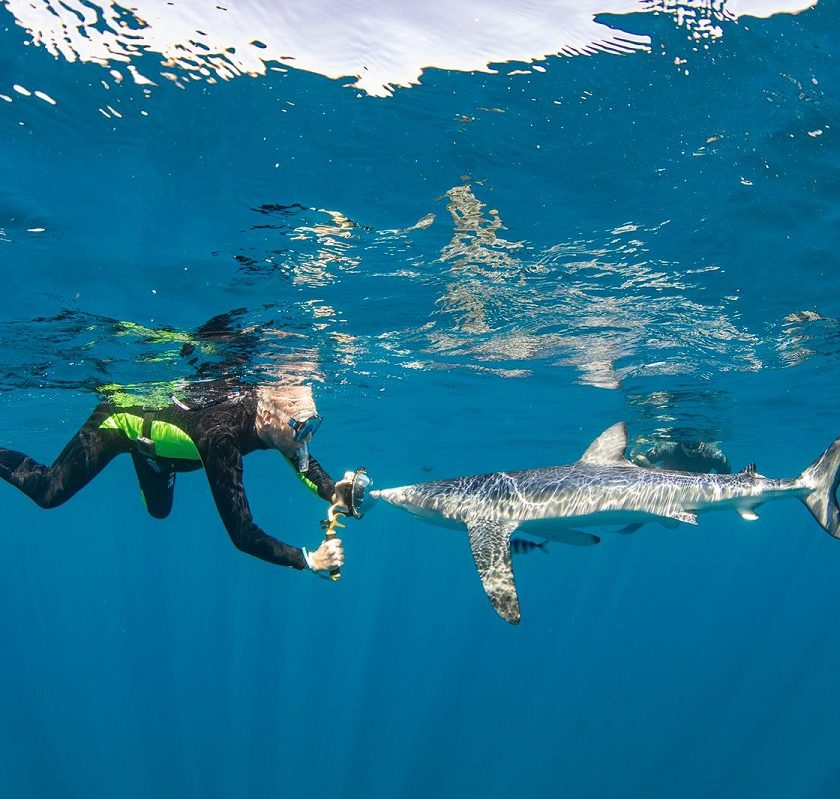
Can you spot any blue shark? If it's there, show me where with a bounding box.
[369,423,840,624]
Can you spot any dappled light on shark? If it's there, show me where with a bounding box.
[371,421,840,624]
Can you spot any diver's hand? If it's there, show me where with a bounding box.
[630,452,655,469]
[331,470,357,509]
[305,537,344,572]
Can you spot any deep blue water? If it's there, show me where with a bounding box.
[1,1,839,797]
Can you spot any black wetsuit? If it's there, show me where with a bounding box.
[0,390,335,570]
[630,441,731,474]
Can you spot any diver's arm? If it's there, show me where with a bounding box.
[295,455,360,512]
[297,454,337,502]
[641,444,663,466]
[202,435,308,569]
[710,450,732,474]
[630,448,655,469]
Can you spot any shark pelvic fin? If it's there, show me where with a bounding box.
[660,511,698,527]
[551,528,601,547]
[616,523,643,535]
[466,519,521,625]
[579,422,631,466]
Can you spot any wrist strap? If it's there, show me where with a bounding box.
[301,546,315,570]
[302,547,331,580]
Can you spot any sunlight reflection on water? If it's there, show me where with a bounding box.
[3,0,818,97]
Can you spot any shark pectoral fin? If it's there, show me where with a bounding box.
[552,528,601,547]
[467,519,521,625]
[739,509,760,521]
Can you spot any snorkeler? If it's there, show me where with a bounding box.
[0,382,367,576]
[629,439,731,474]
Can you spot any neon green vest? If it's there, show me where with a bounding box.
[101,411,321,496]
[100,412,201,461]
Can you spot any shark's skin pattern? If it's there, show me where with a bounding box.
[370,422,840,624]
[374,461,800,530]
[467,519,521,623]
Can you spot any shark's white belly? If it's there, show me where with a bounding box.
[518,510,657,537]
[402,505,665,538]
[518,492,801,536]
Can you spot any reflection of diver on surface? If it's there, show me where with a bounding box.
[179,308,258,378]
[629,439,731,474]
[0,320,370,576]
[99,306,312,405]
[93,305,321,408]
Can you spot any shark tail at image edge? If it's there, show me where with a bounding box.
[801,437,840,537]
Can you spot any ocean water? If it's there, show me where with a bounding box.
[1,1,839,796]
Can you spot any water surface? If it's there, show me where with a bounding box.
[1,1,839,797]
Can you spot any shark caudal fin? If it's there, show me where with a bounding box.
[800,437,840,537]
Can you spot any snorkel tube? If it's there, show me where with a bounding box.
[289,414,322,474]
[293,442,310,473]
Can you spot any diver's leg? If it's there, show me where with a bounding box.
[131,453,176,519]
[0,405,128,509]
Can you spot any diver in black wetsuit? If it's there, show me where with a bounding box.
[0,383,361,575]
[629,439,731,474]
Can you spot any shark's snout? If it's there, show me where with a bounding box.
[360,488,380,515]
[367,486,407,510]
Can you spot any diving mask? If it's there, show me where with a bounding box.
[288,414,322,473]
[288,414,322,443]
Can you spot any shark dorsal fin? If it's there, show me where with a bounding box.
[740,463,757,477]
[579,422,630,465]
